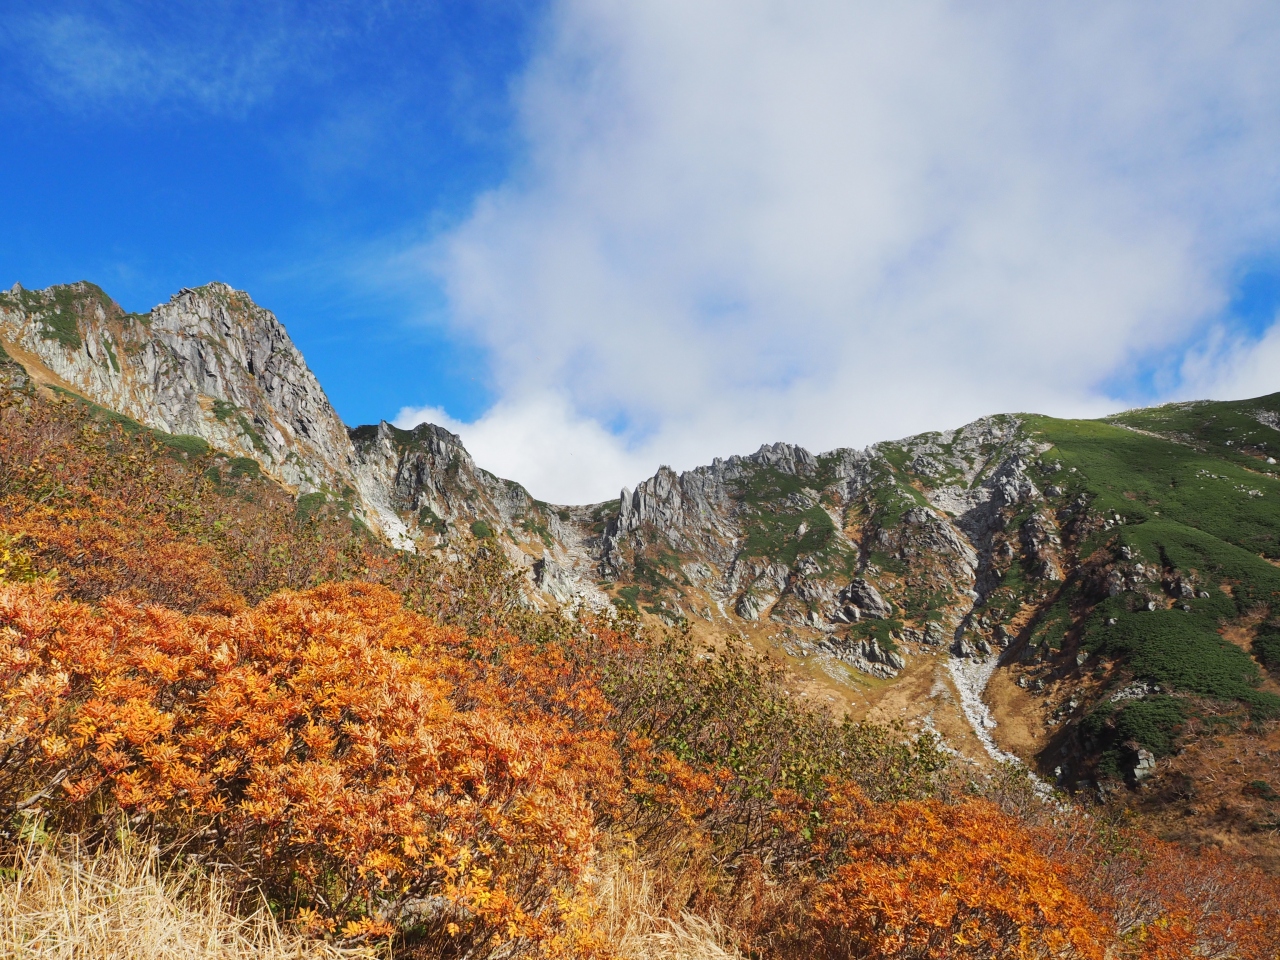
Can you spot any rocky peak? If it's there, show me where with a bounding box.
[0,281,355,494]
[0,280,612,569]
[751,441,818,474]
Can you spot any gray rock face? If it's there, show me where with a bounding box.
[0,344,30,392]
[1131,748,1157,782]
[592,417,1051,655]
[601,452,783,578]
[348,420,610,605]
[829,635,904,678]
[350,420,511,533]
[533,552,577,605]
[598,441,873,624]
[832,578,892,622]
[735,591,774,622]
[1252,408,1280,434]
[0,283,575,562]
[1021,512,1064,581]
[0,282,355,497]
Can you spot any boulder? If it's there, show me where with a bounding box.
[532,551,577,604]
[736,591,775,622]
[836,578,892,619]
[1131,748,1157,782]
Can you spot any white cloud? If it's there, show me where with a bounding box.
[408,0,1280,502]
[7,5,312,114]
[394,394,659,504]
[1177,312,1280,403]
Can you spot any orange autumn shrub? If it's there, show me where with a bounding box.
[4,500,245,613]
[1110,845,1279,960]
[779,781,1110,960]
[0,579,618,956]
[0,390,388,607]
[1030,814,1280,960]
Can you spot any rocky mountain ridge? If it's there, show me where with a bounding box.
[6,280,1280,857]
[0,282,609,590]
[594,418,1056,674]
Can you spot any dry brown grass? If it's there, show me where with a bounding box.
[594,858,745,960]
[0,841,743,960]
[0,841,357,960]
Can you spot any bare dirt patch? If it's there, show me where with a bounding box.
[1221,609,1268,651]
[683,608,994,761]
[683,611,868,715]
[858,650,991,762]
[1217,612,1280,697]
[985,667,1051,761]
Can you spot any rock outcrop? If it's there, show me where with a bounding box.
[0,282,355,496]
[0,281,609,600]
[831,578,892,622]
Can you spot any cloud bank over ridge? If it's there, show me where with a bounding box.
[398,0,1280,503]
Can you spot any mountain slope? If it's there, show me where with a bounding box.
[0,282,353,493]
[5,279,1279,862]
[588,399,1280,864]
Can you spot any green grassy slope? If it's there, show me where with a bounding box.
[1009,398,1280,777]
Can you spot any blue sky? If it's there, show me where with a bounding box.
[5,2,1280,503]
[0,0,535,423]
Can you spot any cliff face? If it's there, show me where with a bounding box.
[348,420,611,605]
[592,418,1054,679]
[0,282,354,496]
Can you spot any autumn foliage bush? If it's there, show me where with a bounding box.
[774,782,1110,959]
[0,580,615,956]
[3,380,1280,958]
[0,387,387,610]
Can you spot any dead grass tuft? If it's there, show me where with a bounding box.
[596,859,745,960]
[0,841,355,959]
